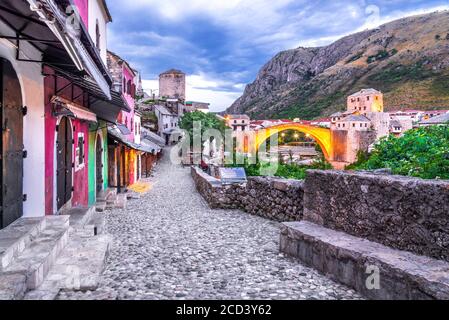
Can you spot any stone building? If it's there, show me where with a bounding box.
[226,115,251,132]
[347,88,384,114]
[330,88,412,166]
[159,69,186,100]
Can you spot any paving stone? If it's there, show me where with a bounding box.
[57,148,362,300]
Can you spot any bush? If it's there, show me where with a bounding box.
[228,154,332,180]
[351,126,449,179]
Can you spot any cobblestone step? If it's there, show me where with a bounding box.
[24,233,112,300]
[2,216,70,290]
[0,272,27,300]
[0,218,47,270]
[67,207,96,230]
[97,188,117,202]
[280,221,449,300]
[95,201,107,213]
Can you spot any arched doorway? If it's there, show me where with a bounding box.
[56,117,73,211]
[96,134,104,194]
[0,58,24,229]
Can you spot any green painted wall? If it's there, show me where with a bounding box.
[88,122,109,205]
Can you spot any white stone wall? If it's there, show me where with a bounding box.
[88,0,109,65]
[0,24,45,218]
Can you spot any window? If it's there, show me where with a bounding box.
[360,123,363,127]
[123,78,127,94]
[364,106,367,111]
[95,20,101,52]
[367,96,370,101]
[357,98,360,102]
[127,80,132,95]
[75,133,85,171]
[353,123,355,127]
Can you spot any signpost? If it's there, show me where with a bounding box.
[219,167,247,185]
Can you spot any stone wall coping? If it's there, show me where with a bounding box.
[281,221,449,300]
[306,169,449,186]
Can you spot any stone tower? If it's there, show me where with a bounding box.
[159,69,186,100]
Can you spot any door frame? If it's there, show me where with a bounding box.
[53,116,74,214]
[0,57,24,229]
[95,131,104,195]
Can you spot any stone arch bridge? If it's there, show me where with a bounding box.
[253,123,333,160]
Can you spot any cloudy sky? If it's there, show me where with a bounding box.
[106,0,449,112]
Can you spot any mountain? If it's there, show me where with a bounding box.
[227,11,449,120]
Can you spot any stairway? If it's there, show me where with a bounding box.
[0,216,70,299]
[0,207,111,300]
[96,188,127,211]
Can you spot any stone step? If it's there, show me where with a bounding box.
[97,188,117,202]
[280,221,449,300]
[95,201,107,213]
[115,193,128,209]
[67,207,96,230]
[0,218,47,270]
[3,216,70,290]
[0,272,27,300]
[24,234,112,300]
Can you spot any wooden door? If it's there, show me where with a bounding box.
[56,117,72,210]
[0,58,24,229]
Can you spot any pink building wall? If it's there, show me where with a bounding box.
[73,0,89,27]
[44,67,89,215]
[118,65,136,141]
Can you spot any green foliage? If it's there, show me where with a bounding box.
[279,90,345,120]
[346,52,364,64]
[351,126,449,179]
[367,60,433,88]
[179,111,227,147]
[431,75,449,96]
[227,153,332,180]
[367,49,397,64]
[141,111,158,123]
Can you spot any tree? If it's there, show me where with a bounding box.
[179,111,227,149]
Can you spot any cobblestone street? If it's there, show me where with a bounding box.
[58,150,362,300]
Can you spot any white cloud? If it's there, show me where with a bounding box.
[142,73,244,112]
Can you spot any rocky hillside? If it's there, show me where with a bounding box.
[227,11,449,120]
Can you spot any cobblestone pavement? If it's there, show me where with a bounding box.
[58,149,363,300]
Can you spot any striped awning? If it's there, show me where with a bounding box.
[51,96,97,123]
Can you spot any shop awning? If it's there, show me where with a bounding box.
[51,96,97,123]
[108,126,160,154]
[44,66,130,124]
[0,0,112,97]
[117,124,132,135]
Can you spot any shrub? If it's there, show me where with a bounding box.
[351,126,449,179]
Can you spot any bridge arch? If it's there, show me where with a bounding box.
[254,124,332,160]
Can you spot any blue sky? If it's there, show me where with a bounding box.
[106,0,449,112]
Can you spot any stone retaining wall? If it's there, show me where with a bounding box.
[191,167,304,221]
[304,170,449,262]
